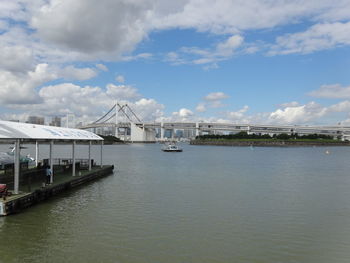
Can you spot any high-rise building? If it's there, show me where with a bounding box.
[183,129,196,139]
[175,129,184,138]
[27,116,45,125]
[50,116,61,127]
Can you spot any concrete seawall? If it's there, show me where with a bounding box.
[0,165,114,216]
[190,140,350,147]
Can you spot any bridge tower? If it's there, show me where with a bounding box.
[115,101,119,138]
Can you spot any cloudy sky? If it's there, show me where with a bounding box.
[0,0,350,126]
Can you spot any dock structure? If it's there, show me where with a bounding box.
[0,120,114,216]
[0,165,113,216]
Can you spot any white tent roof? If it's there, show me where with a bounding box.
[0,120,103,141]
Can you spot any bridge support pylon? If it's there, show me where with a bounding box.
[130,123,156,142]
[195,122,199,137]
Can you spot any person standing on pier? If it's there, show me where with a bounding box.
[45,165,52,185]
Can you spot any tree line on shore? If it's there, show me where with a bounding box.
[196,132,337,140]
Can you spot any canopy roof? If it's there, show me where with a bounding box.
[0,120,103,141]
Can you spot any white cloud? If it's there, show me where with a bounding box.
[0,1,28,22]
[0,19,8,31]
[121,53,153,62]
[0,112,30,123]
[326,100,350,113]
[269,22,350,55]
[171,108,194,121]
[96,63,108,72]
[30,0,151,58]
[309,84,350,99]
[2,82,165,124]
[165,52,185,65]
[0,63,57,104]
[133,98,165,121]
[268,101,327,124]
[166,99,350,125]
[227,105,249,120]
[315,1,350,21]
[216,35,244,56]
[209,100,227,108]
[204,92,230,101]
[168,35,244,66]
[203,63,219,71]
[37,83,108,116]
[151,0,337,34]
[178,108,193,117]
[195,103,206,112]
[0,0,349,73]
[0,62,100,105]
[60,65,97,81]
[278,101,300,108]
[189,99,350,126]
[106,84,141,100]
[2,0,350,126]
[0,45,33,72]
[194,91,230,111]
[116,75,125,83]
[0,1,155,69]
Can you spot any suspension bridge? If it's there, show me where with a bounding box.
[79,103,350,142]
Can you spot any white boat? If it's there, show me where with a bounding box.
[0,147,35,169]
[162,143,183,152]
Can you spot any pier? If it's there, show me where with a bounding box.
[0,120,114,216]
[0,164,113,216]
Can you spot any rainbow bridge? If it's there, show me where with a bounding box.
[79,103,350,142]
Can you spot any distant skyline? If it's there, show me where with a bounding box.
[0,0,350,126]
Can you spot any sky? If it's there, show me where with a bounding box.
[0,0,350,126]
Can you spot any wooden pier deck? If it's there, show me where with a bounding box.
[0,165,114,216]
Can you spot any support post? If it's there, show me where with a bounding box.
[100,140,104,167]
[35,141,39,167]
[142,124,146,141]
[14,139,20,194]
[88,141,92,171]
[50,140,54,183]
[72,140,76,176]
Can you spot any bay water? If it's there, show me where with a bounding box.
[1,143,350,263]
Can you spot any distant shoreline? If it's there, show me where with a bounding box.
[190,140,350,147]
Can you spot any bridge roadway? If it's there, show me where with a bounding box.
[79,122,350,138]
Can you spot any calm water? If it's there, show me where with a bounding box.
[1,143,350,263]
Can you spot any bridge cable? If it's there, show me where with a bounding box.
[92,104,116,124]
[101,113,116,123]
[117,103,133,123]
[126,104,142,123]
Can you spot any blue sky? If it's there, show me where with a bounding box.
[0,0,350,126]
